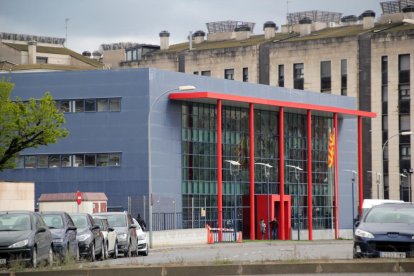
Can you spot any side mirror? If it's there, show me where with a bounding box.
[354,221,360,228]
[67,226,77,232]
[91,224,100,231]
[36,227,46,233]
[108,227,115,232]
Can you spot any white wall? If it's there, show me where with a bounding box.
[152,228,207,248]
[0,182,34,211]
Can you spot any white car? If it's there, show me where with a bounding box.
[93,216,118,259]
[132,218,148,256]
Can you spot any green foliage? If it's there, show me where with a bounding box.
[0,79,68,171]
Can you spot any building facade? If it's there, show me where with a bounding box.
[0,68,374,240]
[109,4,414,202]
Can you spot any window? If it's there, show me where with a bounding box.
[278,65,284,87]
[193,71,199,75]
[85,99,96,112]
[97,99,109,112]
[74,155,84,167]
[224,69,234,80]
[126,50,132,61]
[97,153,109,166]
[400,114,410,131]
[75,100,84,112]
[381,56,388,85]
[320,61,331,93]
[16,156,24,168]
[341,59,347,96]
[85,154,96,167]
[109,153,121,166]
[401,145,411,160]
[24,156,36,168]
[60,101,70,113]
[293,63,304,90]
[48,155,60,168]
[399,84,410,100]
[61,155,72,167]
[399,54,410,84]
[201,71,211,76]
[243,67,248,82]
[36,57,48,64]
[37,155,48,168]
[109,98,121,112]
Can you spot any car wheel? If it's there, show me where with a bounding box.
[31,247,38,268]
[112,241,118,259]
[90,243,96,262]
[47,246,54,266]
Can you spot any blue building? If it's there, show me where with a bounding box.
[0,68,374,240]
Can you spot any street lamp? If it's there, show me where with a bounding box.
[148,85,196,248]
[381,131,412,199]
[225,160,241,242]
[286,164,303,241]
[344,170,357,233]
[367,171,381,199]
[255,163,273,241]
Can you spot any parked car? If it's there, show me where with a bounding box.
[0,211,53,268]
[94,212,138,257]
[354,203,414,258]
[40,211,79,262]
[93,216,118,259]
[361,199,404,219]
[69,213,104,261]
[132,218,149,256]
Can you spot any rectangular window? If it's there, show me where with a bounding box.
[400,114,410,131]
[293,63,304,90]
[341,59,347,96]
[381,56,388,85]
[320,61,331,93]
[97,99,109,112]
[97,153,109,166]
[399,54,410,84]
[48,155,60,168]
[109,98,121,112]
[36,57,48,64]
[224,69,234,80]
[278,65,284,87]
[16,155,24,168]
[85,99,96,112]
[109,153,121,166]
[85,154,96,167]
[37,155,48,168]
[126,50,132,61]
[243,67,248,82]
[24,156,36,168]
[60,100,70,113]
[75,100,84,112]
[61,155,72,167]
[193,71,199,75]
[401,145,411,160]
[201,71,211,76]
[74,155,84,167]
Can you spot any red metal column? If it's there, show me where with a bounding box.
[307,110,313,240]
[279,107,285,240]
[249,103,255,240]
[358,116,363,217]
[334,113,339,239]
[217,100,223,242]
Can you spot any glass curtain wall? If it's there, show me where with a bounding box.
[181,103,334,232]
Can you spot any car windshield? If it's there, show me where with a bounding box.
[0,214,31,231]
[43,214,64,229]
[71,215,88,228]
[101,214,127,227]
[94,218,107,231]
[365,206,414,224]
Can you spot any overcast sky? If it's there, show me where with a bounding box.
[1,0,382,53]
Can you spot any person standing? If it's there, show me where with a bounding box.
[136,213,147,231]
[270,217,278,240]
[259,219,266,240]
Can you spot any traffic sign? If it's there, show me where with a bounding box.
[76,191,82,205]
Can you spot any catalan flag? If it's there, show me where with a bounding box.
[328,128,335,168]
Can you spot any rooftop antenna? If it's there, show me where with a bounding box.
[65,18,69,48]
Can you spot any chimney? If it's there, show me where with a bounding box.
[341,15,358,26]
[193,30,206,44]
[299,17,312,36]
[28,40,37,64]
[403,5,414,20]
[234,25,251,40]
[263,21,277,39]
[159,30,170,50]
[361,10,375,29]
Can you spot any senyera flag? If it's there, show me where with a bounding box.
[328,128,335,168]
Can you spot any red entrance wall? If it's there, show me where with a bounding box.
[255,194,291,240]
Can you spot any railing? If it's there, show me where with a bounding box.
[206,225,242,243]
[152,212,182,231]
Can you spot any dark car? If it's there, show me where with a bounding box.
[94,212,138,257]
[354,203,414,258]
[0,211,53,268]
[40,211,79,262]
[69,213,104,261]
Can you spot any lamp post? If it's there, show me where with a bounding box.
[367,171,381,199]
[381,131,412,199]
[225,160,241,242]
[286,164,303,241]
[344,170,357,233]
[148,85,196,248]
[255,163,273,241]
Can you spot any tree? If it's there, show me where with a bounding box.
[0,79,68,171]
